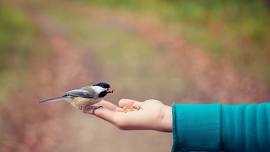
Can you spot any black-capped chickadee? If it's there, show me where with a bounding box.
[39,82,113,112]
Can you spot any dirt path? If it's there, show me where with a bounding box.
[81,6,270,103]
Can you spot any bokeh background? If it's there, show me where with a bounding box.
[0,0,269,151]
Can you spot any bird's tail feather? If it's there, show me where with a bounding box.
[39,96,67,104]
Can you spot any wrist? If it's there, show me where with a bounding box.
[159,105,172,132]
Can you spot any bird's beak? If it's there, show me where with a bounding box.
[107,89,114,93]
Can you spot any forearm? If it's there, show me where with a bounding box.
[222,103,270,152]
[159,105,172,132]
[172,103,270,152]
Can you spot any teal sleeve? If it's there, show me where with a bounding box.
[172,103,270,152]
[172,104,222,152]
[222,103,270,152]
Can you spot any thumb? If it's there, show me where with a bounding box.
[118,99,138,107]
[119,99,142,110]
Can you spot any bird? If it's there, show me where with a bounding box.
[39,82,113,112]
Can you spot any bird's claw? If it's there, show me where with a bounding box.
[81,105,103,114]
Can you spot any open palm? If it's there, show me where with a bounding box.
[84,99,172,132]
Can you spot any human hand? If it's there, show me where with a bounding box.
[85,99,172,132]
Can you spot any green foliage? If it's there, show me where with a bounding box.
[0,3,35,99]
[0,4,34,71]
[81,0,269,42]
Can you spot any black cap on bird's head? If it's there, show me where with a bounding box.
[93,82,111,89]
[93,82,113,97]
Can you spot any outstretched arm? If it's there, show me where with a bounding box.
[85,100,270,152]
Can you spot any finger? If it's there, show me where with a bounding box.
[94,108,117,124]
[132,102,142,110]
[97,100,118,110]
[118,99,138,107]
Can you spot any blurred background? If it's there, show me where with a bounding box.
[0,0,269,151]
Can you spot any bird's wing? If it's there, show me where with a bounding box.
[64,89,93,98]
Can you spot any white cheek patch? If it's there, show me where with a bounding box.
[91,86,106,94]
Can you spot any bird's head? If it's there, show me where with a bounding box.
[92,82,113,98]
